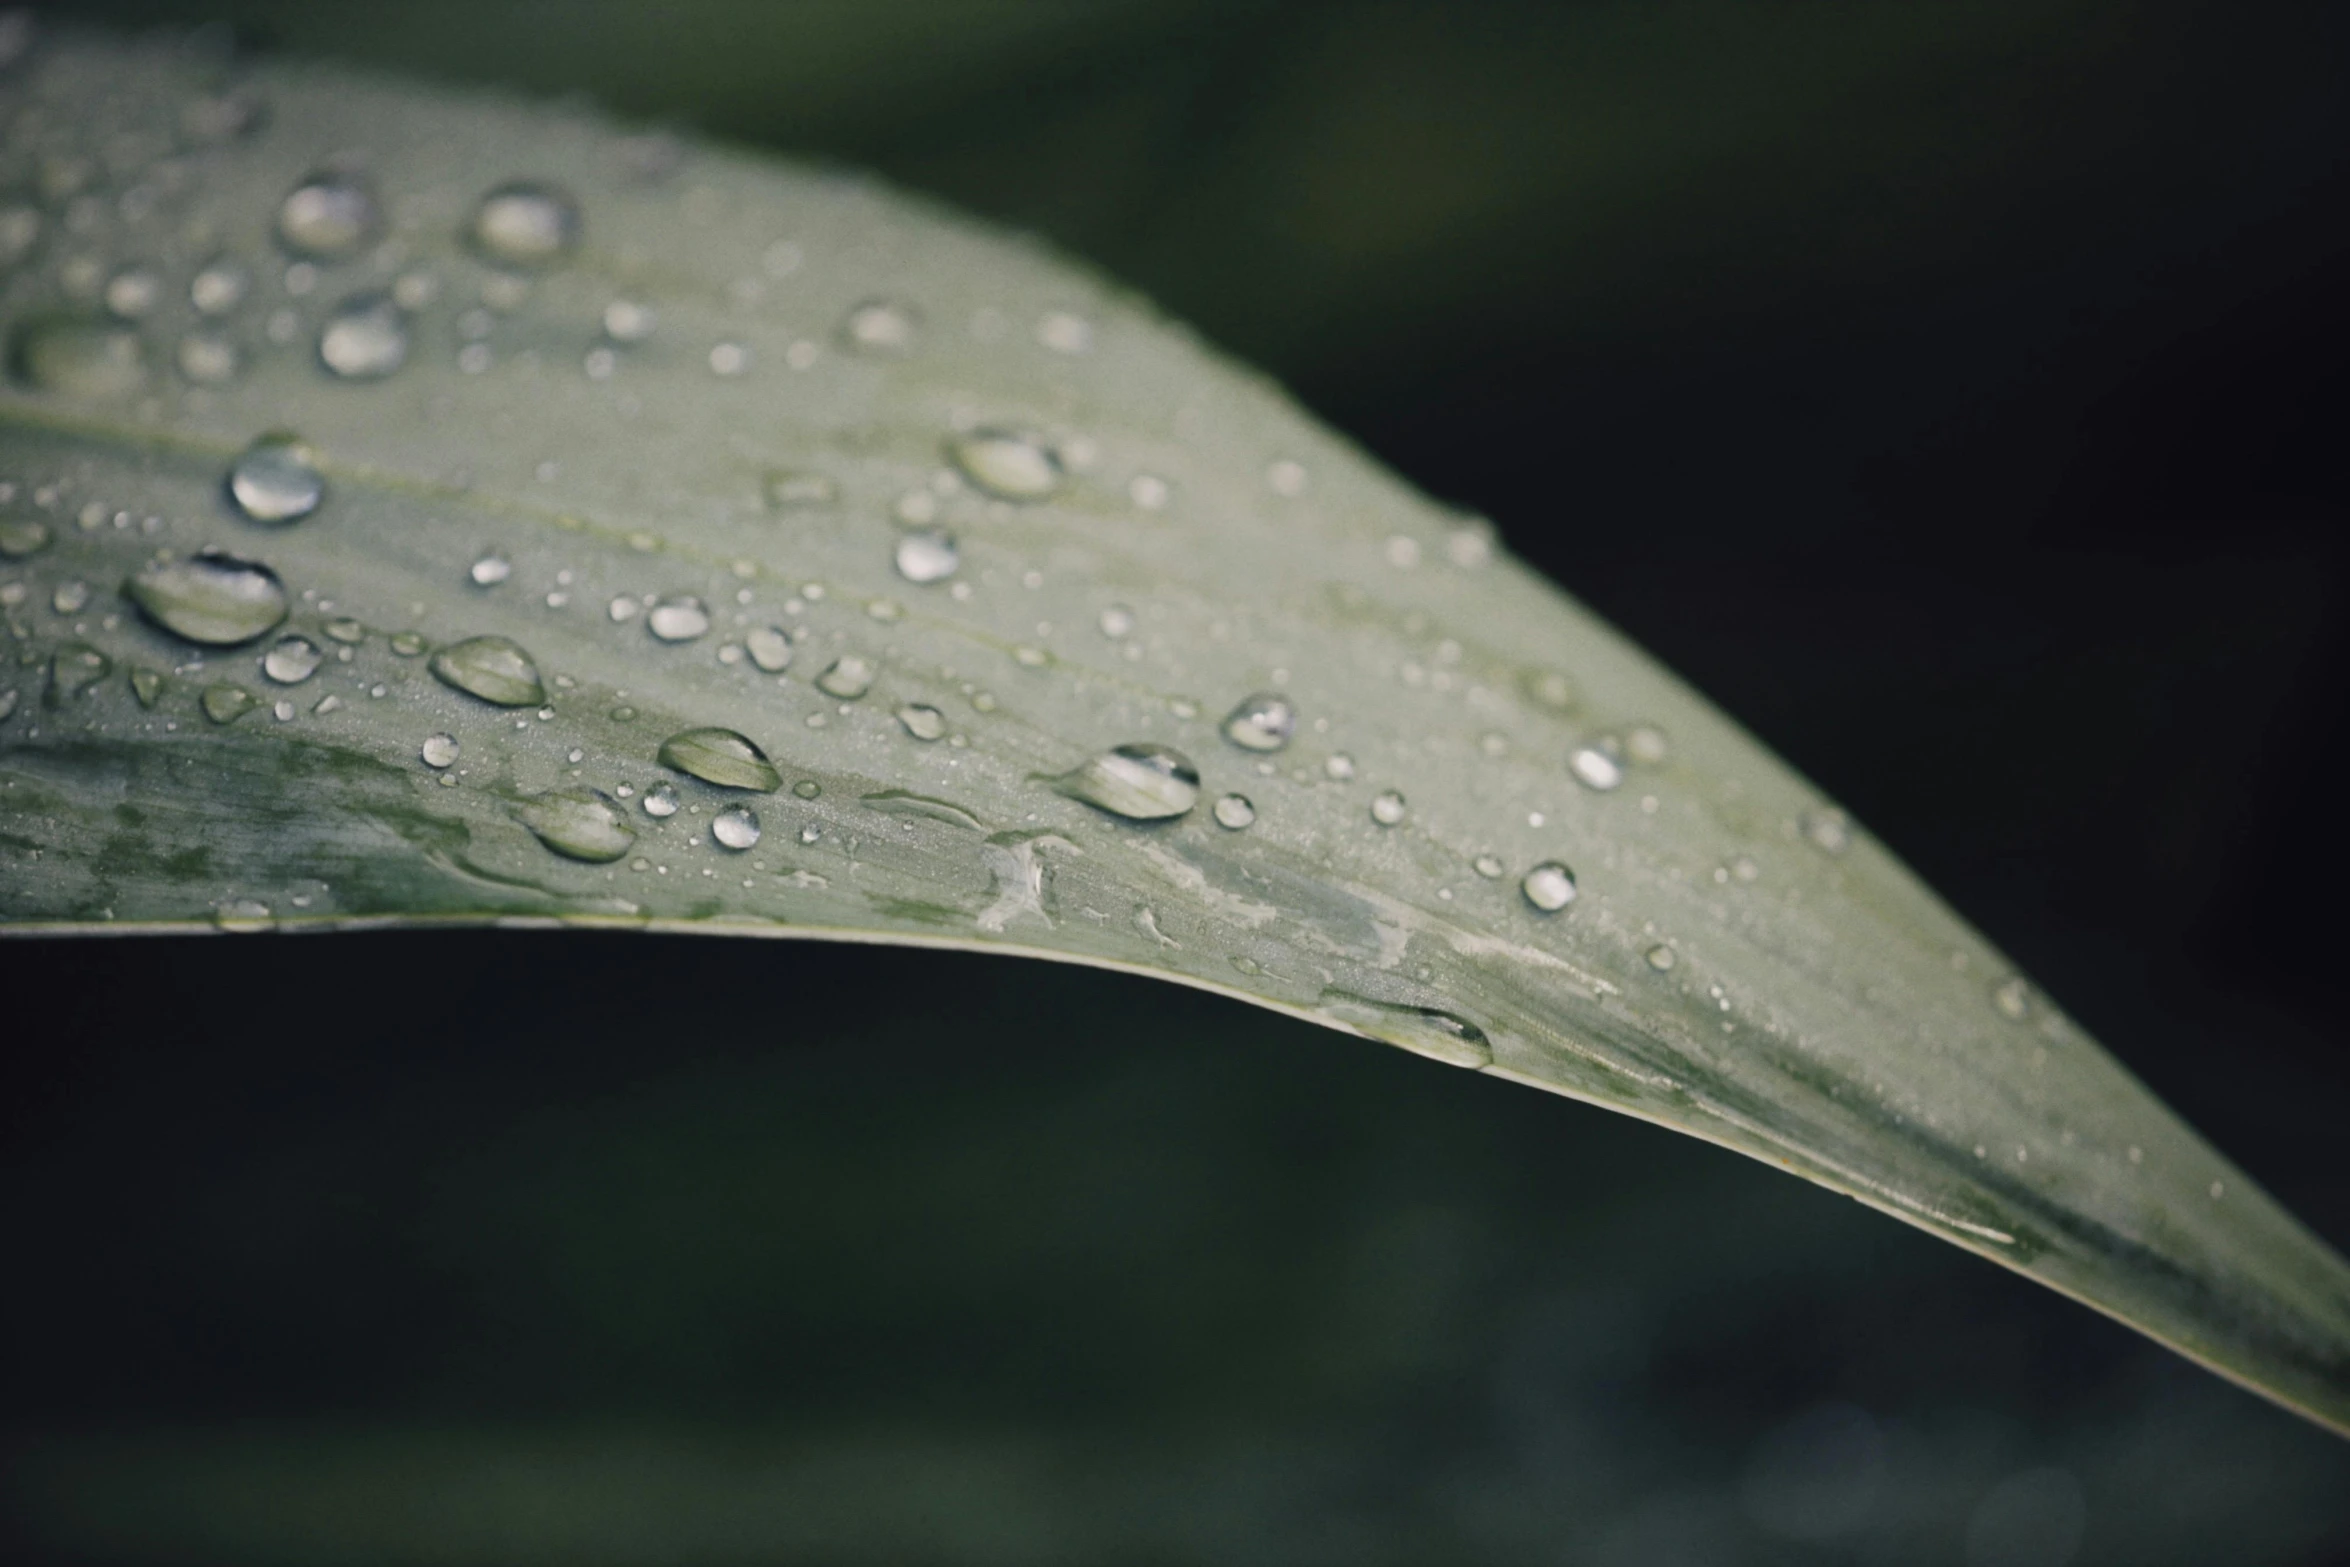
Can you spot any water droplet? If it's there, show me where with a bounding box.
[816,654,875,700]
[894,528,959,584]
[1627,725,1669,764]
[603,298,655,342]
[708,341,749,376]
[0,518,50,557]
[8,314,147,397]
[213,898,275,932]
[390,631,427,657]
[1645,944,1678,971]
[1523,669,1576,712]
[1569,743,1623,792]
[1370,789,1408,826]
[1213,793,1256,830]
[260,634,322,684]
[948,429,1061,501]
[1036,310,1091,353]
[897,702,946,741]
[323,617,364,644]
[1521,860,1578,912]
[1097,604,1135,638]
[51,579,88,613]
[468,181,580,269]
[1221,691,1295,752]
[427,635,545,707]
[514,789,636,863]
[1318,990,1491,1068]
[1052,742,1200,821]
[658,727,782,791]
[201,681,258,724]
[45,641,110,704]
[793,780,822,800]
[1267,459,1308,497]
[646,594,711,642]
[466,551,511,587]
[129,667,164,708]
[177,333,239,384]
[746,625,793,673]
[712,804,761,850]
[278,171,381,258]
[1801,807,1851,855]
[226,433,324,524]
[1324,753,1357,782]
[125,549,289,646]
[1128,474,1170,512]
[641,782,679,817]
[103,266,162,320]
[842,298,917,353]
[763,469,834,510]
[318,292,407,379]
[419,732,459,768]
[1472,853,1504,879]
[190,257,248,315]
[1992,978,2031,1021]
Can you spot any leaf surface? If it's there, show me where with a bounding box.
[2,25,2346,1435]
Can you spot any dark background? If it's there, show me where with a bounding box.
[5,2,2348,1562]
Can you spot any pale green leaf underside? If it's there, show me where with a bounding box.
[2,29,2345,1435]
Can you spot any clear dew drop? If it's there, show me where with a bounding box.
[277,171,381,258]
[125,549,289,646]
[46,641,110,704]
[514,789,636,863]
[897,702,946,741]
[642,782,679,818]
[260,634,322,685]
[201,682,258,724]
[711,805,762,850]
[816,654,875,700]
[1053,742,1200,821]
[657,727,782,792]
[947,429,1061,501]
[842,298,917,353]
[317,292,407,379]
[467,181,581,269]
[894,528,960,584]
[0,518,51,557]
[1370,789,1408,826]
[646,595,711,642]
[226,433,324,524]
[1522,860,1579,912]
[1318,990,1492,1069]
[1569,743,1624,792]
[1213,792,1257,830]
[8,314,147,397]
[420,732,459,768]
[427,635,546,707]
[468,552,511,587]
[1221,691,1296,753]
[746,625,793,673]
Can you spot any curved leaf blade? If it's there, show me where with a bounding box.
[1,26,2345,1435]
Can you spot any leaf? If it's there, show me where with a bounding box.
[1,25,2346,1436]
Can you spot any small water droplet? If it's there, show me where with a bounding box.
[260,633,321,684]
[201,681,258,724]
[45,640,110,704]
[8,314,147,397]
[602,297,655,342]
[176,333,239,384]
[390,631,427,657]
[1267,459,1308,497]
[1523,669,1576,712]
[1370,789,1408,826]
[1992,978,2031,1020]
[515,789,636,863]
[213,898,275,932]
[1222,691,1295,753]
[129,666,164,708]
[1036,310,1091,353]
[1097,604,1135,639]
[1128,474,1170,511]
[708,341,749,376]
[1645,944,1678,971]
[1052,742,1200,821]
[816,654,875,700]
[712,804,762,850]
[51,578,88,614]
[318,291,407,379]
[190,257,248,315]
[763,468,835,510]
[842,299,917,353]
[419,732,459,768]
[1472,853,1504,879]
[947,429,1061,501]
[126,548,289,645]
[0,517,50,558]
[1801,807,1851,856]
[1521,860,1578,912]
[646,594,711,642]
[103,266,161,320]
[468,181,580,269]
[278,170,381,258]
[1627,725,1669,764]
[322,617,364,644]
[897,702,946,741]
[745,625,793,673]
[467,551,511,587]
[226,433,324,524]
[1213,793,1256,830]
[427,635,545,707]
[792,779,822,800]
[894,528,959,584]
[658,727,782,791]
[1569,743,1623,792]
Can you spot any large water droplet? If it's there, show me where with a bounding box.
[1370,789,1408,826]
[894,528,959,584]
[1521,860,1578,912]
[1318,990,1492,1068]
[8,314,146,397]
[226,433,324,524]
[816,654,874,700]
[1213,793,1256,830]
[427,635,545,706]
[45,641,110,705]
[260,634,322,685]
[1222,691,1295,753]
[420,732,459,768]
[658,727,782,791]
[1052,742,1199,821]
[947,429,1061,501]
[712,805,762,850]
[468,181,581,269]
[842,299,917,353]
[277,171,380,259]
[514,789,635,863]
[897,702,946,741]
[125,549,289,646]
[745,625,793,673]
[317,292,407,379]
[201,682,258,724]
[645,595,710,642]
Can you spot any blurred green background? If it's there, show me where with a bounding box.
[9,2,2350,1562]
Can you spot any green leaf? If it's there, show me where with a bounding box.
[2,25,2345,1437]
